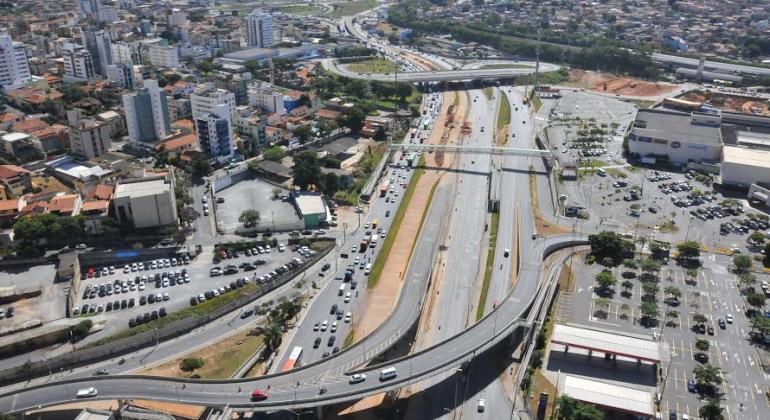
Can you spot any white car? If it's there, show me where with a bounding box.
[726,314,733,324]
[331,321,338,333]
[349,373,367,384]
[477,398,486,412]
[344,312,352,323]
[76,387,98,398]
[321,320,329,331]
[345,292,352,303]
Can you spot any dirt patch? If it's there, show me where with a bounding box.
[137,327,264,379]
[529,174,572,236]
[680,91,770,116]
[568,69,676,97]
[131,400,203,419]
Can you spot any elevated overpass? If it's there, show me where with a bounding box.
[321,58,558,83]
[0,233,587,414]
[390,143,554,160]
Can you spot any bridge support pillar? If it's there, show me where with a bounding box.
[315,406,323,419]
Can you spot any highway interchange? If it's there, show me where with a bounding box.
[3,10,586,419]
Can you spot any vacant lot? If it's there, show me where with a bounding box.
[347,58,399,74]
[328,0,379,17]
[568,69,677,97]
[277,4,323,15]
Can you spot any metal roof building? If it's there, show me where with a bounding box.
[561,375,655,416]
[551,323,661,363]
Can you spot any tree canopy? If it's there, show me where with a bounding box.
[588,231,634,264]
[292,151,322,190]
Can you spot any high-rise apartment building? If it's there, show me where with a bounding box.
[196,103,234,162]
[106,62,135,89]
[0,33,31,92]
[122,79,171,145]
[191,83,235,123]
[82,29,113,77]
[62,43,95,82]
[246,10,274,48]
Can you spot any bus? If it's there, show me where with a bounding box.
[379,181,389,197]
[281,346,303,372]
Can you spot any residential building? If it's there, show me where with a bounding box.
[0,164,32,197]
[190,83,235,123]
[148,45,180,68]
[0,34,32,92]
[96,5,119,23]
[246,10,275,48]
[111,41,135,65]
[106,62,135,89]
[49,193,82,216]
[82,29,113,77]
[62,43,95,82]
[196,103,233,162]
[112,175,178,228]
[169,9,188,27]
[233,106,267,151]
[0,132,41,161]
[213,72,252,105]
[167,97,191,121]
[122,79,172,145]
[248,81,285,115]
[69,119,111,159]
[77,0,101,14]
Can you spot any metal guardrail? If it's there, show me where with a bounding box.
[390,143,554,159]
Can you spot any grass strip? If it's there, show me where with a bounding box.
[368,156,427,288]
[483,87,494,100]
[343,327,356,348]
[476,211,500,321]
[347,58,399,74]
[497,91,511,130]
[327,0,379,17]
[531,93,543,112]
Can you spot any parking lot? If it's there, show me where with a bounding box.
[214,178,303,233]
[73,246,309,341]
[555,253,770,420]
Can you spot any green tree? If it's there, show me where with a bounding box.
[70,319,93,338]
[733,254,752,272]
[554,395,604,420]
[746,293,766,311]
[180,357,205,372]
[588,231,634,264]
[293,124,313,143]
[622,259,637,269]
[750,315,770,336]
[698,398,724,420]
[292,151,321,190]
[692,313,708,324]
[640,301,659,320]
[320,172,339,197]
[394,82,413,104]
[664,286,681,299]
[738,272,757,287]
[677,241,701,260]
[594,270,616,291]
[695,338,710,351]
[621,280,633,291]
[239,209,260,227]
[764,242,770,266]
[749,231,766,245]
[262,146,284,161]
[262,324,283,354]
[191,155,211,177]
[60,83,85,103]
[337,107,366,134]
[640,258,661,275]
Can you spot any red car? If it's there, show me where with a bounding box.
[251,389,269,401]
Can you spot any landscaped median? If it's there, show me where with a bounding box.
[477,211,500,321]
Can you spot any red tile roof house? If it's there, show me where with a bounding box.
[0,165,32,197]
[0,198,25,227]
[48,193,82,217]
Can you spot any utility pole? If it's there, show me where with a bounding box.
[534,23,541,95]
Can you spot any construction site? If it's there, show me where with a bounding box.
[679,90,770,116]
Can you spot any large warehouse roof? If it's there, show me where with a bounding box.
[551,324,661,362]
[294,195,326,216]
[632,109,722,146]
[723,146,770,169]
[561,375,654,416]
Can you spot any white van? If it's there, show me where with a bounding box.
[76,387,98,398]
[338,284,346,296]
[364,263,372,275]
[379,367,398,381]
[597,168,607,177]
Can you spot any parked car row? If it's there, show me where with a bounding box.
[76,297,135,315]
[190,277,251,306]
[128,307,167,327]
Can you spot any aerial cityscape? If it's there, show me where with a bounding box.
[0,0,768,419]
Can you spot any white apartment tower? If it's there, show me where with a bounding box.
[148,45,179,68]
[246,10,274,48]
[122,79,171,145]
[0,33,31,92]
[62,43,95,82]
[191,83,235,123]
